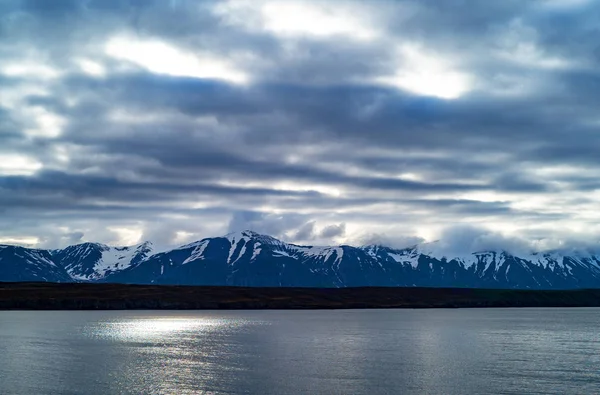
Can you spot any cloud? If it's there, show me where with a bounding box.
[227,210,311,239]
[294,221,316,241]
[1,0,600,249]
[426,224,600,256]
[105,35,249,83]
[432,225,532,255]
[355,233,426,249]
[215,0,380,41]
[319,223,346,239]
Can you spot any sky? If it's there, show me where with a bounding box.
[1,0,600,251]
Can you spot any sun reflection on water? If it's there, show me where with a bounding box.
[86,315,256,342]
[78,314,264,393]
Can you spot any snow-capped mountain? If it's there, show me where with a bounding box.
[51,241,154,281]
[0,245,71,282]
[106,230,363,287]
[3,230,600,289]
[102,230,600,289]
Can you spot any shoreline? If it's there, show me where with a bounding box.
[2,282,600,310]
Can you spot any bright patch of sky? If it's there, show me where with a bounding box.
[105,36,249,84]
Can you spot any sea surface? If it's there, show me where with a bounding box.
[1,308,600,394]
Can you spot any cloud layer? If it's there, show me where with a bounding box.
[2,0,600,250]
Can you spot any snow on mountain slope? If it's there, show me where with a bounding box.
[52,241,154,280]
[182,240,209,264]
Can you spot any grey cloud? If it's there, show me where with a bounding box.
[294,221,316,241]
[62,72,598,171]
[65,231,84,244]
[227,210,311,239]
[404,199,515,215]
[354,233,426,249]
[433,224,600,256]
[0,170,325,202]
[34,229,87,249]
[319,223,346,239]
[435,225,533,256]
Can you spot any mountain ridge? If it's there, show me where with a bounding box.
[2,230,600,289]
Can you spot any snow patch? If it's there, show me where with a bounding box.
[226,233,249,264]
[302,246,344,268]
[183,241,209,264]
[251,245,262,261]
[387,252,420,268]
[273,250,293,258]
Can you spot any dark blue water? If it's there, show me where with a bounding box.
[1,308,600,394]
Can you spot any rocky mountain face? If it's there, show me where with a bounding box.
[3,230,600,289]
[0,245,71,282]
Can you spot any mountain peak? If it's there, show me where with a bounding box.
[67,241,110,251]
[225,229,263,238]
[224,230,282,244]
[135,240,153,250]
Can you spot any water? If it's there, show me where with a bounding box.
[1,309,600,394]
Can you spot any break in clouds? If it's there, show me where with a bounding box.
[1,0,600,252]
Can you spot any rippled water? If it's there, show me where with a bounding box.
[1,308,600,394]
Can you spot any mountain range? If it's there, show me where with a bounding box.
[2,230,600,289]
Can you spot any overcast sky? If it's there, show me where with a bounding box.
[1,0,600,251]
